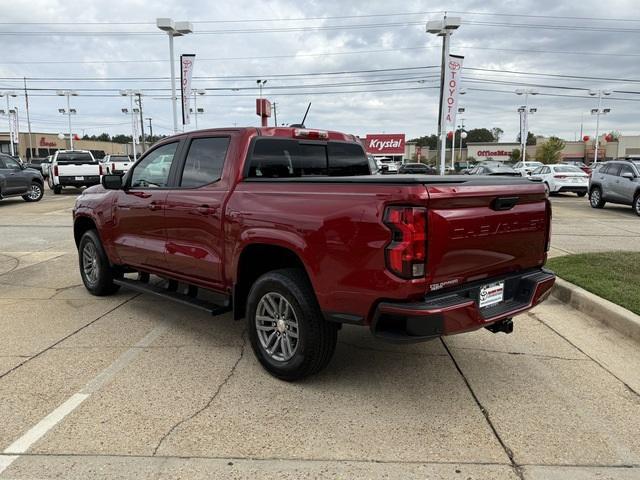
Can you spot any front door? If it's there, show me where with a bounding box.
[164,136,231,290]
[111,142,180,270]
[615,164,637,204]
[0,157,29,195]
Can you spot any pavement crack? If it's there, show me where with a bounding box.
[531,311,640,399]
[440,338,525,480]
[151,330,247,457]
[0,293,141,381]
[449,346,589,362]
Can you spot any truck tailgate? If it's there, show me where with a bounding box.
[57,163,101,177]
[425,182,549,292]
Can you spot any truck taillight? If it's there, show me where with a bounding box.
[544,199,552,252]
[384,206,427,279]
[112,163,116,173]
[53,165,58,177]
[293,128,329,140]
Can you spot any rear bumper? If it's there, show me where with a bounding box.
[371,268,555,343]
[557,185,587,193]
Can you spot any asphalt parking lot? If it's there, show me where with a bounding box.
[1,190,639,479]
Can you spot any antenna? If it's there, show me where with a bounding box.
[301,102,311,126]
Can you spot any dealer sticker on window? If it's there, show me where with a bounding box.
[479,282,504,308]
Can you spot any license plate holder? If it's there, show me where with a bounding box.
[479,281,504,309]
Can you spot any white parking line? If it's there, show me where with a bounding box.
[0,323,168,475]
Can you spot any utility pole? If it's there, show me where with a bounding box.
[1,91,17,156]
[136,93,146,151]
[146,117,153,141]
[23,78,33,160]
[273,102,278,127]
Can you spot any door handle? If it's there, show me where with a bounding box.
[148,202,162,211]
[194,204,217,215]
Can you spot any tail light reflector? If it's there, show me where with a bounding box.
[53,164,58,177]
[112,163,116,173]
[383,206,427,279]
[544,199,552,252]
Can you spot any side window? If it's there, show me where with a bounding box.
[180,137,230,187]
[0,157,7,169]
[543,167,550,174]
[606,164,622,176]
[618,165,634,177]
[129,142,178,188]
[599,164,610,175]
[328,142,369,176]
[248,139,327,178]
[3,157,20,170]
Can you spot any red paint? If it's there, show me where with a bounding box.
[74,126,554,340]
[364,134,405,155]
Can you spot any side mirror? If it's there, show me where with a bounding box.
[622,172,635,180]
[102,175,123,190]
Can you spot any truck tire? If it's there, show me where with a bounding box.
[634,193,640,217]
[589,187,605,209]
[52,185,62,194]
[246,268,338,381]
[78,230,121,296]
[22,182,44,202]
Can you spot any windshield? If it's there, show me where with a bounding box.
[56,153,94,163]
[553,165,583,173]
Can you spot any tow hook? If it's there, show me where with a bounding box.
[486,318,514,334]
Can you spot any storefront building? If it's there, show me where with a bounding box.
[0,132,130,160]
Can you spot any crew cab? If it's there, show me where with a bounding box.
[48,150,101,194]
[102,154,133,176]
[73,127,555,380]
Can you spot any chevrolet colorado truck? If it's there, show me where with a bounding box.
[73,127,555,380]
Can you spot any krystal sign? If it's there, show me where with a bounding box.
[365,134,405,155]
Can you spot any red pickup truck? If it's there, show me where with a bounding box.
[73,127,555,380]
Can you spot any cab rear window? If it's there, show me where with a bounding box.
[56,153,94,163]
[247,139,369,178]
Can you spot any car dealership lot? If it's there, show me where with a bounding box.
[0,191,639,479]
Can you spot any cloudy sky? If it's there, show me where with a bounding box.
[1,0,639,143]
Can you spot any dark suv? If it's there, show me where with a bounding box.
[0,154,45,202]
[589,159,640,216]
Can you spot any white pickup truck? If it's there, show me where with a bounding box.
[101,154,133,176]
[48,150,101,194]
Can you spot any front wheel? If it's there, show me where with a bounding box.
[78,230,120,296]
[577,191,587,198]
[589,187,606,209]
[22,182,44,202]
[247,268,338,381]
[634,193,640,217]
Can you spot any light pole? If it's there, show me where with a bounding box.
[427,15,462,175]
[516,89,538,163]
[191,89,206,129]
[589,89,611,164]
[146,117,153,141]
[450,92,465,170]
[121,89,141,161]
[57,90,78,150]
[0,91,17,155]
[157,18,193,134]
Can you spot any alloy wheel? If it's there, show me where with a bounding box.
[255,292,299,362]
[82,242,99,286]
[28,184,42,200]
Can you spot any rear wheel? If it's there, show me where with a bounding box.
[589,187,605,208]
[247,268,338,381]
[634,193,640,217]
[78,230,121,296]
[577,191,587,198]
[22,182,44,202]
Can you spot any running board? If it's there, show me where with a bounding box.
[114,278,231,316]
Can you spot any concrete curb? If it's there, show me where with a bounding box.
[552,277,640,343]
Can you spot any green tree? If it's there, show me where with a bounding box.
[408,134,438,149]
[465,128,495,143]
[510,148,521,162]
[516,131,537,146]
[491,127,504,142]
[535,136,565,164]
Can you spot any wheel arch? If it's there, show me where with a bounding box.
[73,215,98,247]
[233,243,313,321]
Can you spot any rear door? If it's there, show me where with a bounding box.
[602,163,622,202]
[163,135,231,290]
[111,141,182,269]
[614,164,636,203]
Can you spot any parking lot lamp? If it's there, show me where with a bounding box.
[192,89,206,129]
[56,90,78,150]
[0,91,17,155]
[516,89,538,162]
[120,90,141,161]
[589,89,611,164]
[157,18,193,134]
[427,15,462,175]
